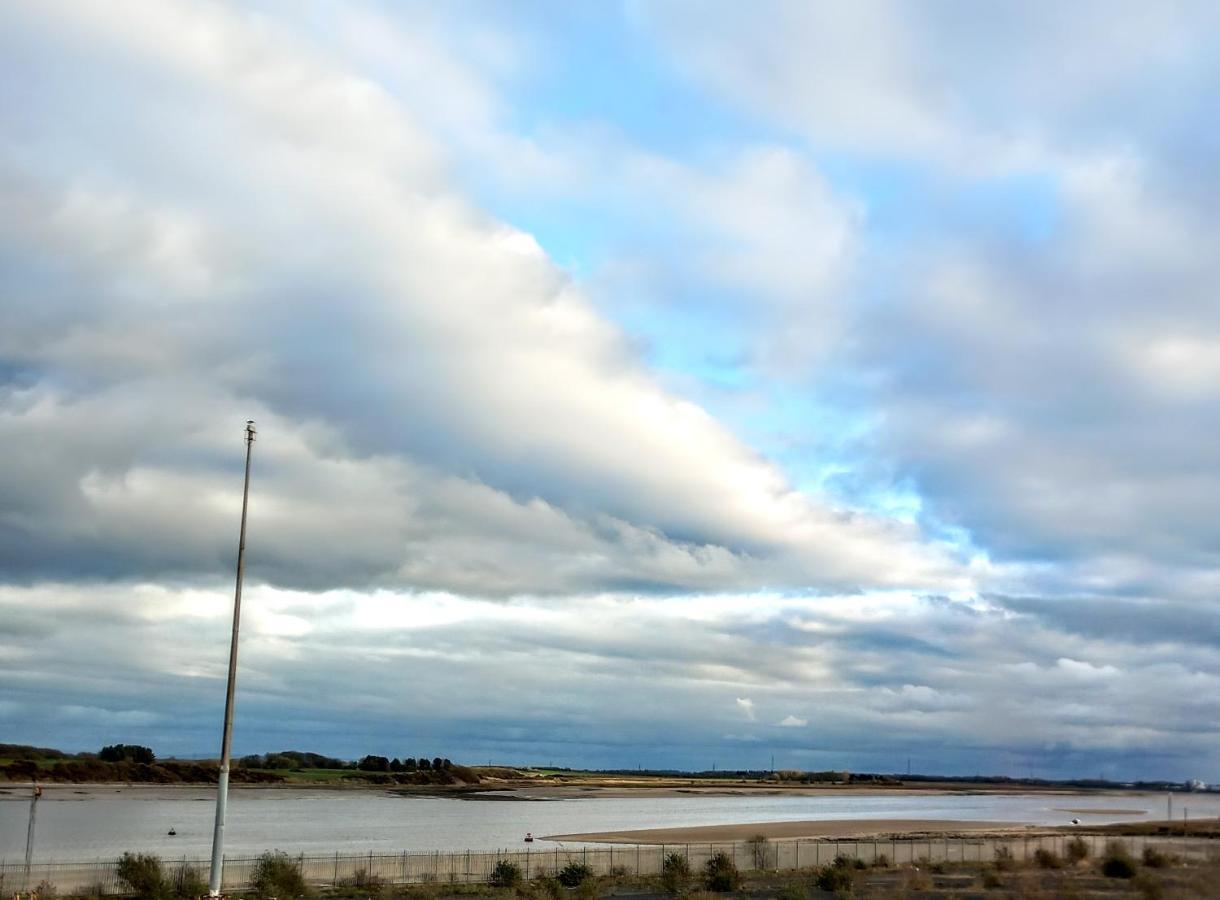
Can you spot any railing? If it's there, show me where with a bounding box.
[3,833,1216,894]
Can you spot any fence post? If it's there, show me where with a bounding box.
[636,844,640,875]
[526,847,530,881]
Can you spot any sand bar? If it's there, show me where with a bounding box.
[543,819,1019,844]
[1053,807,1146,815]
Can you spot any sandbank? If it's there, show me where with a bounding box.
[543,819,1019,844]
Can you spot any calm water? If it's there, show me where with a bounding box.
[2,786,1216,862]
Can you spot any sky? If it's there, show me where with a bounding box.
[2,1,1219,781]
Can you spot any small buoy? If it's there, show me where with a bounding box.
[168,828,177,836]
[524,833,534,843]
[1070,819,1079,826]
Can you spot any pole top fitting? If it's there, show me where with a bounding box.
[245,420,257,441]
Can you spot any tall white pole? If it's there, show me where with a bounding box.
[23,784,40,887]
[209,420,256,897]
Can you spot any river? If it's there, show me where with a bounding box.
[2,785,1215,862]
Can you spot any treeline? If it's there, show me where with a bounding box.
[1,743,478,786]
[2,757,281,784]
[0,743,70,760]
[237,752,478,786]
[237,750,349,770]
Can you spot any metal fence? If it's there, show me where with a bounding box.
[4,833,1217,894]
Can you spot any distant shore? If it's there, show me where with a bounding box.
[0,780,1160,802]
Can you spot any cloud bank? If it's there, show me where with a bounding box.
[1,0,1217,779]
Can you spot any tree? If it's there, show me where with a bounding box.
[357,755,390,773]
[99,744,156,764]
[418,757,431,770]
[404,757,418,771]
[432,757,443,771]
[390,758,403,772]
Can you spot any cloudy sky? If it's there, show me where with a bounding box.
[3,1,1219,780]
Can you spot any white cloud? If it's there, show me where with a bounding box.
[776,715,807,728]
[735,698,756,721]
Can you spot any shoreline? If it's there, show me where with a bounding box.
[543,819,1031,843]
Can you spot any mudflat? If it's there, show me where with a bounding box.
[543,818,1020,843]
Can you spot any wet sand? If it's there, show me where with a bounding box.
[543,819,1020,844]
[1054,807,1147,815]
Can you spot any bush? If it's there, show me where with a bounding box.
[1101,841,1136,879]
[34,880,58,899]
[116,852,168,900]
[814,863,853,894]
[1142,846,1174,869]
[981,868,1002,889]
[352,867,383,892]
[993,845,1015,871]
[748,834,770,869]
[703,852,739,892]
[661,852,690,894]
[1066,836,1090,862]
[557,862,592,888]
[872,853,890,869]
[532,875,562,900]
[172,863,207,898]
[251,851,307,898]
[1033,848,1062,869]
[489,860,522,888]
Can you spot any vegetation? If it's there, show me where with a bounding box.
[1033,847,1062,869]
[1066,835,1090,862]
[993,845,1016,870]
[251,851,308,899]
[556,862,593,887]
[747,834,770,869]
[1101,841,1136,879]
[813,857,854,894]
[488,862,521,888]
[1142,845,1175,868]
[116,853,168,900]
[661,852,690,894]
[99,745,155,764]
[703,852,740,892]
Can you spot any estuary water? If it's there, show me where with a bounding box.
[2,785,1215,863]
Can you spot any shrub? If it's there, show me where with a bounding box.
[661,852,690,894]
[1101,841,1136,879]
[1066,836,1090,862]
[34,880,58,899]
[116,852,168,900]
[703,852,739,892]
[1033,848,1062,869]
[251,851,307,898]
[981,868,1002,889]
[872,853,890,869]
[352,867,383,892]
[993,845,1015,871]
[557,861,592,888]
[748,834,770,869]
[172,863,207,899]
[532,875,562,900]
[488,860,522,888]
[814,863,853,894]
[1142,846,1174,869]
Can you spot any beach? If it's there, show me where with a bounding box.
[542,818,1019,844]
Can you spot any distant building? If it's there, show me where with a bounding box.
[1184,779,1207,791]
